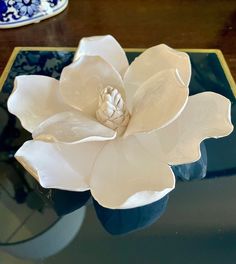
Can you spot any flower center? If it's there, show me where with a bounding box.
[96,86,130,136]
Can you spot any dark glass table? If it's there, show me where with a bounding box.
[0,49,236,264]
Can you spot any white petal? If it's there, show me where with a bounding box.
[136,92,234,165]
[90,136,175,209]
[74,35,129,77]
[124,69,189,137]
[15,140,104,191]
[33,111,116,143]
[7,75,69,133]
[59,55,125,117]
[124,44,191,109]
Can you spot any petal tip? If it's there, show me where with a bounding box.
[91,165,175,210]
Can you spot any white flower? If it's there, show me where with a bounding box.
[7,35,233,209]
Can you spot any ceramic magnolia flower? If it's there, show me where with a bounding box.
[7,35,233,209]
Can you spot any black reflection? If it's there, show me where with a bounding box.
[172,143,207,181]
[93,195,169,235]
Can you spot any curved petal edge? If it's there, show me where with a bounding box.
[59,55,125,117]
[124,44,191,109]
[74,35,129,77]
[124,69,189,137]
[15,140,105,192]
[7,75,69,133]
[90,137,175,209]
[135,92,234,166]
[32,111,116,144]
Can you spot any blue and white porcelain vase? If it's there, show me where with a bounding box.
[0,0,68,28]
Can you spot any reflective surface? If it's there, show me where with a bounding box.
[1,178,236,264]
[0,49,236,263]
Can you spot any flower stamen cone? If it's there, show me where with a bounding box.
[96,86,130,136]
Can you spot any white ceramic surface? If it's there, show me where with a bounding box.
[0,0,68,29]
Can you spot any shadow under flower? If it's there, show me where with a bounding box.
[32,143,208,235]
[93,195,169,235]
[172,142,207,181]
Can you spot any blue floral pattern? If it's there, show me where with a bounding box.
[47,0,58,7]
[2,50,74,93]
[0,0,8,21]
[0,0,65,23]
[13,0,40,17]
